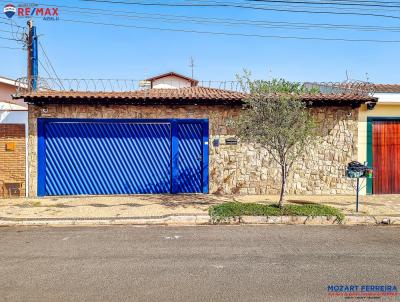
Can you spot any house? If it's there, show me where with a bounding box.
[145,71,198,89]
[16,72,377,197]
[358,84,400,195]
[0,76,28,197]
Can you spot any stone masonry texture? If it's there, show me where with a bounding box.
[28,104,358,196]
[0,124,26,197]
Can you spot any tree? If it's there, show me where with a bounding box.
[235,73,317,208]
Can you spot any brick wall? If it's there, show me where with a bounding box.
[28,104,358,196]
[0,124,26,197]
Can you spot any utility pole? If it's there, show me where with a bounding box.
[27,19,38,91]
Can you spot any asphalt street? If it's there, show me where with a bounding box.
[0,225,398,302]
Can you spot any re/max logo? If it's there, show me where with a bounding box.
[17,7,58,17]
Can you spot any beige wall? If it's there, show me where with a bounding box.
[0,82,26,107]
[28,104,359,196]
[0,82,15,102]
[358,103,400,194]
[152,76,192,89]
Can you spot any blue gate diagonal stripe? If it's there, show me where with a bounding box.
[43,122,172,195]
[177,123,203,193]
[38,119,208,196]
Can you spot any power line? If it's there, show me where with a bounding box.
[0,17,24,28]
[60,17,400,43]
[0,19,18,26]
[316,0,400,4]
[197,0,400,5]
[5,0,399,30]
[0,28,18,34]
[180,0,399,13]
[68,12,400,32]
[38,59,53,78]
[38,41,65,90]
[217,0,400,9]
[0,36,21,42]
[58,8,400,33]
[0,45,23,50]
[78,0,400,20]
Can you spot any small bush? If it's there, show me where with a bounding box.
[209,202,344,223]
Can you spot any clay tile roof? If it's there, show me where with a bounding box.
[18,87,376,106]
[293,93,375,102]
[373,84,400,93]
[313,82,400,93]
[19,87,246,103]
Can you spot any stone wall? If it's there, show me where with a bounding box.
[28,104,358,196]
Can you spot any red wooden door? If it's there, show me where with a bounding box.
[373,121,400,194]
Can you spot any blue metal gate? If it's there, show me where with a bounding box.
[37,119,208,196]
[177,123,203,193]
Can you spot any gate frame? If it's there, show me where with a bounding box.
[37,118,209,196]
[366,116,400,194]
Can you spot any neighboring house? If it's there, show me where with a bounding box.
[358,84,400,195]
[0,77,28,197]
[17,72,377,197]
[145,72,198,89]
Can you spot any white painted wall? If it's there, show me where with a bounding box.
[0,102,28,197]
[152,76,192,89]
[373,93,400,104]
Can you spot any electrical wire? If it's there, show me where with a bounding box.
[3,0,400,32]
[202,0,400,9]
[0,17,24,28]
[192,0,400,5]
[175,0,400,13]
[58,8,400,33]
[60,17,400,43]
[0,36,21,42]
[78,0,400,20]
[38,41,65,90]
[0,45,23,50]
[38,59,53,79]
[0,28,17,34]
[56,9,400,32]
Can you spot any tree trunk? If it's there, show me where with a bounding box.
[279,164,287,209]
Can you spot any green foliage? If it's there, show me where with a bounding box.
[237,95,316,155]
[29,201,42,207]
[244,77,319,95]
[236,72,317,160]
[234,71,318,206]
[209,202,344,223]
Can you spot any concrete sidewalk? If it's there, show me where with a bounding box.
[0,194,399,220]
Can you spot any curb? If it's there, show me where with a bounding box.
[0,215,399,226]
[0,215,211,226]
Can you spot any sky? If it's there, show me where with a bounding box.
[0,0,399,85]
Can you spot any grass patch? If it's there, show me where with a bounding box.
[29,201,42,207]
[209,202,344,223]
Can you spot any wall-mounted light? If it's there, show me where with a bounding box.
[366,101,376,110]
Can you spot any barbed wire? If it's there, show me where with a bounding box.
[304,81,376,96]
[14,76,376,95]
[15,77,243,93]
